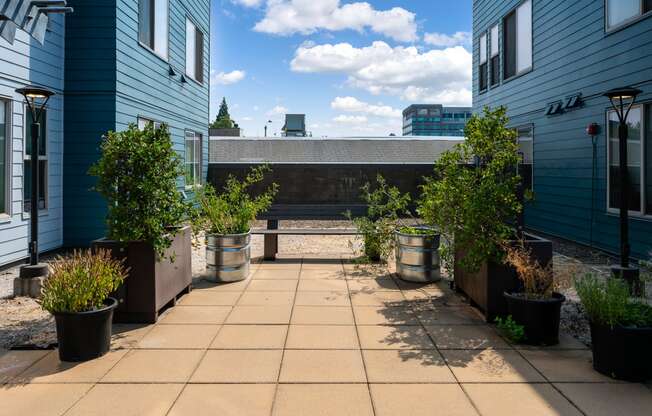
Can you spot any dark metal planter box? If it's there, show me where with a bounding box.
[454,232,552,322]
[91,226,192,324]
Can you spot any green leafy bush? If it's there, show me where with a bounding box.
[418,106,522,274]
[192,165,278,235]
[347,175,411,263]
[575,274,652,328]
[40,250,127,313]
[495,315,526,343]
[89,123,189,258]
[398,226,438,236]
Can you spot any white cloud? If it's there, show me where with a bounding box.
[212,70,246,85]
[231,0,264,7]
[423,31,471,48]
[291,41,472,106]
[331,96,401,118]
[254,0,417,42]
[333,114,368,124]
[267,105,289,116]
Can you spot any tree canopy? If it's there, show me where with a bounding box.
[210,97,238,129]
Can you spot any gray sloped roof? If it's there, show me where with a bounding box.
[209,137,463,164]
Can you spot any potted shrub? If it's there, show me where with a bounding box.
[347,175,411,263]
[193,165,278,282]
[502,243,565,345]
[40,250,127,362]
[575,274,652,382]
[89,123,192,323]
[418,107,552,321]
[395,226,441,283]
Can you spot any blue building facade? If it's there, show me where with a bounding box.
[0,7,66,266]
[63,0,210,246]
[402,104,472,137]
[473,0,652,259]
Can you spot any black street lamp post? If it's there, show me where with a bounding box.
[16,86,54,279]
[603,86,642,294]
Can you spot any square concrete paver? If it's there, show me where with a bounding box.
[291,306,355,325]
[179,291,241,306]
[357,325,435,350]
[353,306,419,326]
[300,269,347,280]
[371,384,479,416]
[10,350,127,384]
[425,325,511,349]
[294,291,351,307]
[0,383,92,416]
[347,278,399,292]
[226,305,293,324]
[414,306,485,325]
[464,383,582,416]
[137,324,220,349]
[363,350,456,383]
[169,384,276,416]
[246,280,298,292]
[273,384,374,416]
[102,349,204,383]
[158,306,232,325]
[253,269,300,280]
[286,325,359,349]
[191,350,283,383]
[520,349,615,383]
[443,349,545,383]
[111,324,155,349]
[297,279,348,291]
[237,291,295,306]
[0,350,49,383]
[65,383,184,416]
[515,333,589,350]
[554,383,652,416]
[193,278,251,291]
[350,291,406,306]
[211,325,288,349]
[279,350,366,382]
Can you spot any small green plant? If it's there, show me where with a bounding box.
[495,315,526,343]
[575,273,652,329]
[418,106,522,275]
[346,175,411,263]
[192,165,278,235]
[398,226,438,236]
[40,250,127,313]
[89,123,189,259]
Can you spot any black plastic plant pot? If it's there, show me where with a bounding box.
[53,298,118,362]
[590,322,652,382]
[504,292,565,345]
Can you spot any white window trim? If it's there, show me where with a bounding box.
[605,0,652,32]
[22,105,48,214]
[0,97,11,220]
[138,0,170,62]
[606,105,650,218]
[184,130,202,189]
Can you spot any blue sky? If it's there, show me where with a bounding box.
[210,0,472,137]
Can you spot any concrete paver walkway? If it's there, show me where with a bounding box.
[1,258,651,416]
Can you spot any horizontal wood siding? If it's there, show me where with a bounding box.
[473,0,652,259]
[0,14,65,266]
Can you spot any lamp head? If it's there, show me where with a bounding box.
[603,86,642,101]
[16,86,55,100]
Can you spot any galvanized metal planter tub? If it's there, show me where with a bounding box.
[206,232,251,282]
[395,228,441,283]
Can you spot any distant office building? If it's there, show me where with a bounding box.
[283,114,307,137]
[402,105,472,137]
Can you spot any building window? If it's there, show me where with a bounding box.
[503,0,532,79]
[138,0,168,60]
[479,33,488,91]
[0,100,8,215]
[137,116,162,130]
[490,25,500,86]
[24,109,47,212]
[517,125,533,191]
[184,130,202,187]
[606,0,652,29]
[185,18,204,83]
[607,105,651,215]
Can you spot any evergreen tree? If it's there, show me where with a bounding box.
[211,97,235,129]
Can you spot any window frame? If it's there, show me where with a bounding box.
[23,105,48,213]
[184,130,202,189]
[490,24,500,87]
[502,0,533,82]
[185,16,205,84]
[138,0,170,62]
[606,104,649,218]
[0,97,11,218]
[137,115,163,130]
[516,124,534,192]
[604,0,652,32]
[478,33,488,92]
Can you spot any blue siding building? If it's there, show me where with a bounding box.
[473,0,652,259]
[0,9,65,266]
[63,0,210,246]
